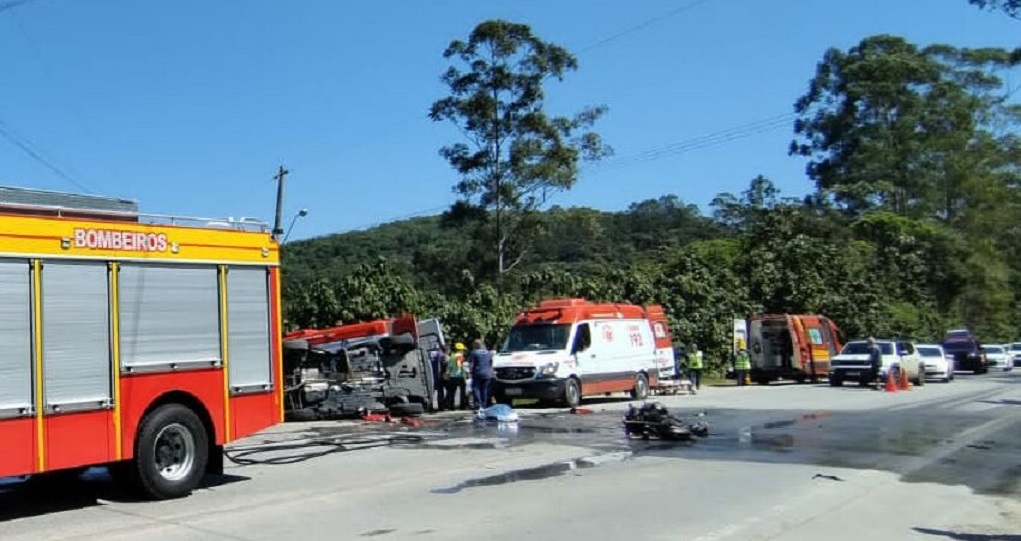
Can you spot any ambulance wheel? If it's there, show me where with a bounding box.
[132,404,209,500]
[563,378,582,408]
[630,373,649,400]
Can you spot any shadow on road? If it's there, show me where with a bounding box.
[0,471,248,522]
[914,526,1021,540]
[979,398,1021,407]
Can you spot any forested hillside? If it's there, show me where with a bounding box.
[282,33,1021,375]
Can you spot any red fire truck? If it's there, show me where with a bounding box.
[0,187,282,499]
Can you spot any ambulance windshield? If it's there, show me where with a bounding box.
[502,324,572,352]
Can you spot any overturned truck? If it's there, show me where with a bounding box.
[282,317,442,419]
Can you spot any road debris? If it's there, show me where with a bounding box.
[623,402,709,441]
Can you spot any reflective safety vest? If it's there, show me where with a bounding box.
[687,350,703,370]
[735,351,751,371]
[447,352,465,379]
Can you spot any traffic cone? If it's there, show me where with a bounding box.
[899,367,911,391]
[884,372,898,393]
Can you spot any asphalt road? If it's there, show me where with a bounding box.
[2,371,1020,540]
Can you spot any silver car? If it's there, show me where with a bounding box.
[983,345,1012,372]
[1009,343,1021,368]
[916,344,953,382]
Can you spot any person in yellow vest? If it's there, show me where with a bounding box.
[734,347,751,387]
[445,342,469,410]
[687,343,704,392]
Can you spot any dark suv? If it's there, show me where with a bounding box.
[941,338,987,374]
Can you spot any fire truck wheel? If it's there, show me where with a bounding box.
[563,378,581,408]
[630,373,649,400]
[134,404,209,500]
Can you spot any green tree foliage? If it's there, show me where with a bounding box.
[791,35,1020,219]
[429,20,611,285]
[851,213,968,311]
[970,0,1021,18]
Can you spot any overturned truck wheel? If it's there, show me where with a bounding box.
[388,402,424,417]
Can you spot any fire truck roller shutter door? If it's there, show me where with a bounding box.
[0,259,32,417]
[42,261,112,411]
[226,267,272,394]
[119,265,221,372]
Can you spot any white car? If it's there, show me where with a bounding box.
[916,343,953,382]
[828,339,925,387]
[1008,343,1021,368]
[983,345,1013,371]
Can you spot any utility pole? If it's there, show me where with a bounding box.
[272,165,288,238]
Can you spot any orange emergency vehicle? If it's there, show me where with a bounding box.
[0,187,282,499]
[747,313,842,385]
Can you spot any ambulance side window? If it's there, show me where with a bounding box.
[572,323,592,354]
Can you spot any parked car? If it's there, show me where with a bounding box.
[1008,342,1021,368]
[944,329,973,341]
[916,344,953,383]
[942,337,987,374]
[828,339,925,387]
[983,344,1012,372]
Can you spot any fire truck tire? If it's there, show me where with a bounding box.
[133,404,209,500]
[563,378,581,408]
[630,373,649,400]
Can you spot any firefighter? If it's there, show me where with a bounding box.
[445,343,469,410]
[687,343,704,392]
[734,347,751,386]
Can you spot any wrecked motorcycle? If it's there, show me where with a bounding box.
[623,402,709,441]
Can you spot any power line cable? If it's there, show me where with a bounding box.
[0,121,95,193]
[587,113,795,175]
[579,0,718,53]
[0,0,40,14]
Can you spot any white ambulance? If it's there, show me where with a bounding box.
[491,298,672,407]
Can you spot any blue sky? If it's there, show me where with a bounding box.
[1,0,1018,240]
